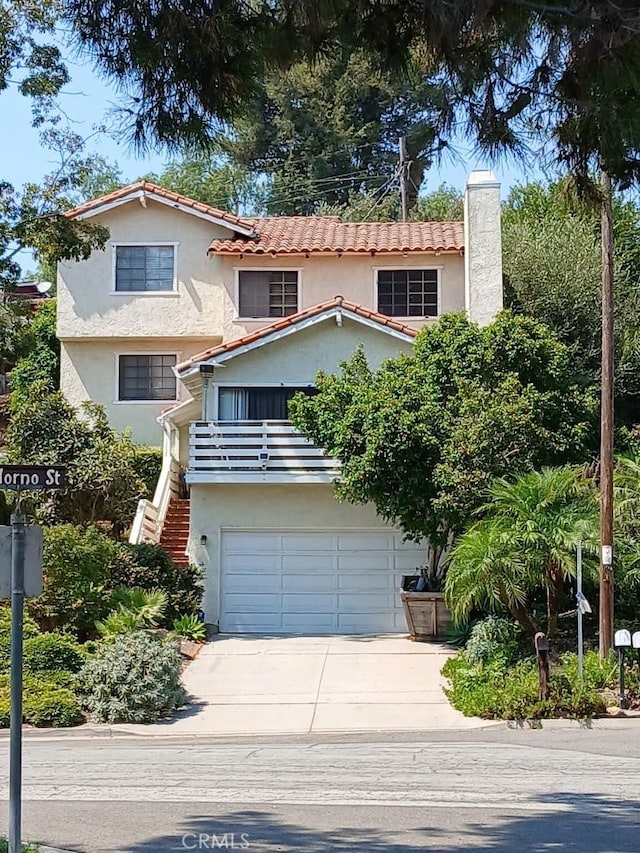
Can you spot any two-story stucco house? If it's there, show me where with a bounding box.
[59,171,503,635]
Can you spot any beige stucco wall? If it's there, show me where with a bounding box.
[204,315,414,420]
[464,172,504,326]
[221,252,465,340]
[60,339,208,446]
[57,195,466,345]
[57,199,228,341]
[189,483,413,626]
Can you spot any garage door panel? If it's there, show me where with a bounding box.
[282,593,337,612]
[338,612,396,632]
[221,529,425,634]
[338,592,396,611]
[223,554,280,572]
[338,573,392,591]
[282,574,337,592]
[281,554,338,572]
[225,533,282,552]
[338,534,393,551]
[282,612,336,631]
[338,553,391,571]
[224,593,280,612]
[225,574,283,593]
[283,534,338,551]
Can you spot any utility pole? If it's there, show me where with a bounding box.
[599,167,615,659]
[399,136,409,222]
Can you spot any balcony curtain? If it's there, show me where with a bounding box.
[218,388,250,421]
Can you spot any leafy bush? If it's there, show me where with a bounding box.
[0,606,41,640]
[130,446,162,498]
[465,616,524,665]
[442,652,607,720]
[97,587,168,638]
[78,631,186,723]
[557,651,618,692]
[28,524,133,638]
[173,613,207,642]
[22,633,85,674]
[114,544,203,625]
[22,687,84,727]
[0,676,84,728]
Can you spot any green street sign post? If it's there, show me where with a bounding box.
[0,466,66,853]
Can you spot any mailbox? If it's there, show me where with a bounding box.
[614,629,632,648]
[633,632,640,650]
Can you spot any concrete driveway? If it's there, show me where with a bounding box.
[114,634,488,736]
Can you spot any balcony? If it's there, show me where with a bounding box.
[186,421,340,483]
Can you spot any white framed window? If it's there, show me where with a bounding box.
[113,244,177,293]
[376,269,439,317]
[117,354,178,401]
[217,386,317,421]
[236,270,299,318]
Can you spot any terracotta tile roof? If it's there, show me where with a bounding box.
[65,180,256,232]
[208,217,464,256]
[176,296,418,373]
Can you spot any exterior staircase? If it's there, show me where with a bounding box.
[159,498,191,567]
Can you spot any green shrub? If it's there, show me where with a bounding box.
[0,677,84,728]
[130,446,162,498]
[557,650,618,692]
[442,651,607,720]
[113,544,203,625]
[23,633,85,674]
[0,606,41,672]
[173,613,207,642]
[465,616,524,665]
[78,631,186,723]
[23,687,84,727]
[0,606,41,640]
[28,525,133,638]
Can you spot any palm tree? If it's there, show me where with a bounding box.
[445,467,599,639]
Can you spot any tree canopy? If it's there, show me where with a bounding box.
[502,180,640,426]
[63,1,640,184]
[289,312,597,576]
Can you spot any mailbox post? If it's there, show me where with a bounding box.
[614,629,632,710]
[534,632,550,701]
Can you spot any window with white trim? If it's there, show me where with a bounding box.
[238,271,298,317]
[118,355,177,401]
[377,269,438,317]
[115,245,175,292]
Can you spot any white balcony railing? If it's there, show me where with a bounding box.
[188,421,340,480]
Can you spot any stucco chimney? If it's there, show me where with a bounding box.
[463,170,503,326]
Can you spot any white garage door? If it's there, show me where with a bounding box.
[220,530,426,634]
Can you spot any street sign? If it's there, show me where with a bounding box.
[0,466,66,490]
[0,526,42,598]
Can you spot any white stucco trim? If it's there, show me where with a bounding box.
[110,242,179,295]
[73,189,256,236]
[113,350,182,404]
[233,267,303,320]
[371,265,443,320]
[178,306,417,382]
[186,471,338,485]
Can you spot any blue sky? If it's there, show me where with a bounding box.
[1,49,551,276]
[0,48,550,195]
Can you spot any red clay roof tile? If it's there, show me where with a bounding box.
[175,296,418,373]
[65,180,256,232]
[208,217,464,256]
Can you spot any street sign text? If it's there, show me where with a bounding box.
[0,466,66,490]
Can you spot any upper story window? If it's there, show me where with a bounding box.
[115,245,176,292]
[118,354,177,401]
[238,270,298,318]
[377,269,439,317]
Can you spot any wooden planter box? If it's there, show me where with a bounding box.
[400,576,451,641]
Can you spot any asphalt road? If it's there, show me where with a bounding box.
[1,724,640,852]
